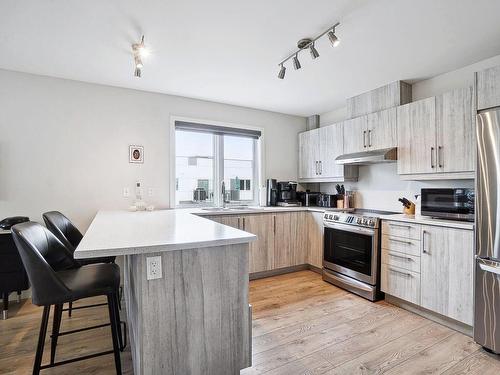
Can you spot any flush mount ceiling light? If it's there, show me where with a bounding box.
[277,22,340,79]
[132,35,148,78]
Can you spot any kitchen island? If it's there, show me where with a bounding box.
[75,210,256,375]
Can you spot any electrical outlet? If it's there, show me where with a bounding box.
[123,187,130,198]
[146,256,162,280]
[148,187,153,197]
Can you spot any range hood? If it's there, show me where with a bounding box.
[335,147,397,165]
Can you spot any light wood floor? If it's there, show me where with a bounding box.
[1,270,499,374]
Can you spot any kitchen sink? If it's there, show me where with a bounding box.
[201,206,258,212]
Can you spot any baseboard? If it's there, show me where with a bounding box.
[385,294,473,337]
[249,264,321,280]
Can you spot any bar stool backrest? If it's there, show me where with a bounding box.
[42,211,83,252]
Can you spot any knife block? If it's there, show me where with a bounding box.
[403,202,416,215]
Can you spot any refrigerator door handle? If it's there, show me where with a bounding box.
[478,259,500,275]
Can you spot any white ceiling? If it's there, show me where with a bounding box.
[1,0,500,116]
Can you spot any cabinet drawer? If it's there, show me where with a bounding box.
[381,264,420,305]
[381,235,421,257]
[382,248,420,273]
[382,221,421,240]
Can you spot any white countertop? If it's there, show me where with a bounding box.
[75,210,257,259]
[190,206,325,216]
[380,213,474,230]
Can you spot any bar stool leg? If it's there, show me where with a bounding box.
[33,305,51,375]
[2,292,8,320]
[68,301,73,317]
[107,293,122,375]
[50,304,63,364]
[17,291,22,303]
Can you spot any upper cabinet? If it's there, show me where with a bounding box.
[397,88,475,179]
[298,123,358,183]
[476,65,500,111]
[344,108,397,154]
[346,81,412,118]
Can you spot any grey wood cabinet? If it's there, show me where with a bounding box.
[420,226,474,325]
[346,81,412,118]
[298,125,358,183]
[397,97,437,175]
[366,107,397,150]
[476,65,500,111]
[343,116,368,154]
[398,89,475,179]
[436,87,475,174]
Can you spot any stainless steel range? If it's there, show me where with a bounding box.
[322,209,394,301]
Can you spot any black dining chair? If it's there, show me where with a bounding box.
[11,222,123,375]
[42,211,118,316]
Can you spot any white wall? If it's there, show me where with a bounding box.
[317,54,500,211]
[0,69,306,230]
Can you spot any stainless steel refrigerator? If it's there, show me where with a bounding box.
[475,108,500,354]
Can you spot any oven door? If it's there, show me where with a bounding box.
[323,222,378,285]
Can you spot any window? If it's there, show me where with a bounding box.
[174,121,260,207]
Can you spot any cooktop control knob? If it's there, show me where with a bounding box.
[328,214,333,219]
[368,219,375,226]
[356,218,362,224]
[333,215,339,221]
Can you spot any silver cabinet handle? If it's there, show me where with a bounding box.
[243,217,246,230]
[238,217,241,229]
[363,130,367,148]
[273,215,276,234]
[389,268,412,277]
[422,230,427,254]
[430,147,435,168]
[438,146,443,168]
[388,252,413,261]
[315,161,318,175]
[319,161,322,175]
[389,238,412,245]
[368,130,372,147]
[388,223,411,228]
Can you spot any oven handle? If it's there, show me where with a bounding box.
[323,222,376,236]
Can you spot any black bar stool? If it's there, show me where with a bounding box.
[12,222,123,375]
[42,211,118,316]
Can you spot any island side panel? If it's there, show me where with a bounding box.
[126,243,250,375]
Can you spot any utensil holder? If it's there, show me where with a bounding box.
[403,202,416,215]
[337,195,344,209]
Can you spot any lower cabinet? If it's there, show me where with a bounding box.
[381,220,474,326]
[420,226,474,325]
[307,211,324,269]
[242,214,275,273]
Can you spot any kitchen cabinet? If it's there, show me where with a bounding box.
[298,124,358,182]
[346,80,412,118]
[307,211,324,269]
[241,214,275,273]
[273,212,308,268]
[476,65,500,111]
[343,108,397,154]
[436,87,475,173]
[397,97,436,175]
[398,88,475,179]
[381,264,421,305]
[420,226,474,325]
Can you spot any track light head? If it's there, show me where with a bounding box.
[132,35,148,77]
[309,43,319,59]
[134,67,142,78]
[292,54,301,70]
[328,30,340,47]
[278,64,286,79]
[134,55,143,69]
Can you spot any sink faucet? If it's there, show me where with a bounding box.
[221,181,229,208]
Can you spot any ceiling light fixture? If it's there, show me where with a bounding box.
[277,22,340,79]
[292,54,301,70]
[278,64,286,79]
[132,35,148,78]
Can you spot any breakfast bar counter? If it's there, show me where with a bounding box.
[75,210,256,375]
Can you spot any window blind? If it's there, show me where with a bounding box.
[175,121,261,139]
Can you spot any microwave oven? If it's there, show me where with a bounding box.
[421,188,474,221]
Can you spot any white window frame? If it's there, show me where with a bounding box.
[170,116,265,208]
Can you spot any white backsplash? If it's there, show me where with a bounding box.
[320,163,474,213]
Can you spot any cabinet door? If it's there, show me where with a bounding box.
[381,264,420,305]
[307,212,324,269]
[208,215,241,228]
[397,97,437,175]
[319,123,344,178]
[436,87,475,173]
[298,129,320,179]
[476,65,500,111]
[242,214,274,273]
[290,212,308,266]
[366,108,397,150]
[343,116,368,154]
[273,213,292,269]
[420,226,474,325]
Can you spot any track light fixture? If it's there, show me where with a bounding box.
[292,54,301,70]
[278,64,286,79]
[132,35,148,78]
[309,43,320,59]
[277,22,340,79]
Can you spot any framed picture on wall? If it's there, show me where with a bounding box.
[129,145,144,164]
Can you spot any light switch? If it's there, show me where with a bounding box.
[123,187,130,197]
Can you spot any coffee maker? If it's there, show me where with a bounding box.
[276,181,301,207]
[266,179,278,206]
